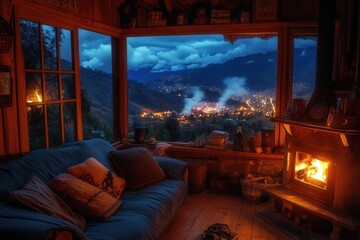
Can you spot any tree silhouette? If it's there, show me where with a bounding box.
[164,112,180,141]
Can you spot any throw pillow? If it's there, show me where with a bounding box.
[9,175,86,230]
[68,157,126,199]
[109,147,165,190]
[49,173,121,220]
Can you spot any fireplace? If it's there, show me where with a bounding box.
[257,118,360,239]
[287,139,336,207]
[281,121,360,216]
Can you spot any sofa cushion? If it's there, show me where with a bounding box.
[109,147,165,190]
[49,173,121,221]
[8,175,86,230]
[68,157,126,199]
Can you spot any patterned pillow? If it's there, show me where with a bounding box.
[68,157,125,199]
[49,173,121,220]
[9,175,86,230]
[109,147,165,190]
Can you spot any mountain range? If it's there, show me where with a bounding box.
[81,46,316,122]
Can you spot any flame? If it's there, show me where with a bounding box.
[309,158,328,182]
[26,89,43,103]
[296,157,328,184]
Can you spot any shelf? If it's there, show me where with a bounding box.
[271,117,360,147]
[120,21,317,36]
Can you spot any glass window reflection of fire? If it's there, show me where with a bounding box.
[295,151,329,190]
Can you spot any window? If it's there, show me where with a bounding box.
[127,34,279,143]
[21,20,76,150]
[292,34,317,101]
[20,18,118,151]
[79,29,114,142]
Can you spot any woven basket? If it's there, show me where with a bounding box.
[241,177,281,202]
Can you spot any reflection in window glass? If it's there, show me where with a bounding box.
[26,73,42,103]
[127,35,278,143]
[47,104,61,148]
[292,36,317,101]
[63,102,76,143]
[62,74,75,99]
[27,105,45,150]
[45,74,59,101]
[42,25,57,70]
[20,19,41,69]
[79,29,113,142]
[60,29,73,71]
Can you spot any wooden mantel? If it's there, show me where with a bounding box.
[271,117,360,147]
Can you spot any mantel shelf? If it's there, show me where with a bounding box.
[120,21,317,36]
[271,117,360,147]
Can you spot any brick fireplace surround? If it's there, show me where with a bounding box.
[257,118,360,240]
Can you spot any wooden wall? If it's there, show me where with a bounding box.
[0,0,19,159]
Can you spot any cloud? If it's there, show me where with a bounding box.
[81,44,111,71]
[79,30,112,73]
[127,35,281,73]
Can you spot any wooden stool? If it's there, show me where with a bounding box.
[187,160,207,194]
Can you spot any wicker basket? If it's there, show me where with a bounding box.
[240,177,281,202]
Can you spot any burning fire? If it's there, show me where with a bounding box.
[295,158,328,188]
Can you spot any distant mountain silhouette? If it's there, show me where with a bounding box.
[129,47,316,92]
[128,80,183,115]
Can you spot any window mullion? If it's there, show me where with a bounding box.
[56,27,65,144]
[39,24,50,149]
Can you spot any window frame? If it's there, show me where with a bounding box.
[21,20,77,149]
[120,23,318,148]
[14,5,122,152]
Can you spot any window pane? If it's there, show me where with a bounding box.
[26,72,43,103]
[47,104,61,148]
[79,29,113,142]
[62,74,75,99]
[20,19,41,69]
[27,105,45,150]
[127,35,278,143]
[63,102,76,143]
[42,25,58,70]
[292,36,317,101]
[60,29,73,70]
[45,74,59,101]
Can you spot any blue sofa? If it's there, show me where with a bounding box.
[0,139,188,240]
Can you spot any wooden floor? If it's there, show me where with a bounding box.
[160,191,293,240]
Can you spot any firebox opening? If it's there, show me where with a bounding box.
[295,151,329,190]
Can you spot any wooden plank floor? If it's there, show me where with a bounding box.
[160,191,293,240]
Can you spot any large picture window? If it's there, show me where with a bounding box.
[127,34,279,143]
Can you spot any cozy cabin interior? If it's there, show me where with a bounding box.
[0,0,360,239]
